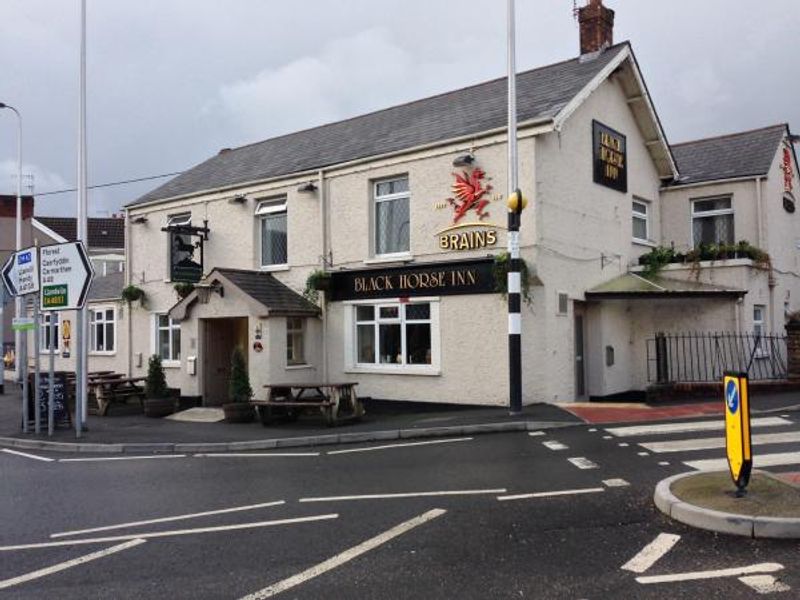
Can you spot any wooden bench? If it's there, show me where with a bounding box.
[255,383,362,426]
[91,376,146,416]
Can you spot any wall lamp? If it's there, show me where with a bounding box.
[297,181,318,193]
[228,194,248,205]
[195,281,224,304]
[452,153,476,167]
[131,215,148,224]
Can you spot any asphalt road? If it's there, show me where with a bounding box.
[1,417,799,599]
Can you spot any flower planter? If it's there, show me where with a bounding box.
[223,402,255,423]
[143,397,175,418]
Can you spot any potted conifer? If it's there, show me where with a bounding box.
[143,354,175,417]
[223,346,255,423]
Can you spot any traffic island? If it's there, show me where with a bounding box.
[655,470,800,539]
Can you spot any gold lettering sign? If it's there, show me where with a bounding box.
[593,121,628,193]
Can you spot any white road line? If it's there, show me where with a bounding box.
[588,428,597,432]
[542,440,568,451]
[641,431,800,454]
[602,479,630,488]
[239,509,446,600]
[195,453,319,458]
[1,448,54,462]
[567,457,599,470]
[51,500,286,538]
[0,539,146,590]
[528,431,546,437]
[637,452,650,457]
[602,436,612,440]
[327,437,472,455]
[59,455,186,463]
[0,514,338,551]
[658,461,670,466]
[299,489,505,503]
[618,443,629,447]
[606,417,790,438]
[497,487,605,502]
[685,452,800,471]
[739,574,792,594]
[636,563,783,584]
[621,533,681,573]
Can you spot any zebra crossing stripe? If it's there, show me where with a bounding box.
[684,451,800,471]
[605,417,790,438]
[641,430,800,454]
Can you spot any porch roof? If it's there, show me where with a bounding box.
[585,273,747,300]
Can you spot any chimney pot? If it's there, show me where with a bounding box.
[578,0,615,55]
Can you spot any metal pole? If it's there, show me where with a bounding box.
[21,297,28,432]
[75,0,88,436]
[48,312,55,436]
[0,284,4,395]
[33,294,40,433]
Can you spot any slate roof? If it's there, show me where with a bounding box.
[129,43,631,207]
[36,216,125,250]
[215,268,319,316]
[586,273,745,299]
[87,271,125,301]
[670,124,787,186]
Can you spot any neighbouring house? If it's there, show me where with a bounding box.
[32,215,125,276]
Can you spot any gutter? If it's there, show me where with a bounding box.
[661,174,768,192]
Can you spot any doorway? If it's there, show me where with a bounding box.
[202,317,248,405]
[574,304,587,400]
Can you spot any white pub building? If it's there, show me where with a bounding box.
[118,0,800,407]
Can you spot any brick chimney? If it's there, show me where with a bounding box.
[578,0,615,55]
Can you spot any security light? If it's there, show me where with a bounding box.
[452,153,476,167]
[297,181,318,193]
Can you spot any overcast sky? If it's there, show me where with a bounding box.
[1,0,798,218]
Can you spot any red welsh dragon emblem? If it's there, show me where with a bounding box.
[448,168,492,224]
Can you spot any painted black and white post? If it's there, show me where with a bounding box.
[506,0,526,415]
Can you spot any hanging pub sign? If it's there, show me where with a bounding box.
[329,258,496,301]
[783,146,794,194]
[592,120,627,193]
[162,219,209,283]
[435,168,504,251]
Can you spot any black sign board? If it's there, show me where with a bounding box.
[27,372,72,428]
[592,120,627,193]
[163,222,209,283]
[329,258,497,301]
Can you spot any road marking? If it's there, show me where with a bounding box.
[739,574,791,594]
[606,417,790,438]
[602,479,629,488]
[603,436,613,440]
[637,452,650,457]
[621,533,681,573]
[641,431,800,454]
[239,509,446,600]
[658,461,670,466]
[497,487,605,502]
[59,455,187,463]
[327,437,472,455]
[567,457,599,470]
[588,428,597,432]
[51,500,286,538]
[195,453,319,458]
[636,563,783,584]
[685,452,800,471]
[0,539,146,590]
[1,448,54,462]
[528,431,546,437]
[542,440,568,451]
[0,514,338,551]
[618,443,629,447]
[299,489,505,503]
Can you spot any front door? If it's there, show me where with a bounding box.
[574,306,587,399]
[202,317,248,405]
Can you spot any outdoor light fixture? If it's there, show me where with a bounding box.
[228,194,248,205]
[452,153,476,167]
[131,215,148,224]
[297,181,318,193]
[195,282,224,304]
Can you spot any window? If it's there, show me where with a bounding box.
[374,177,410,255]
[355,302,432,367]
[754,305,767,357]
[632,200,649,242]
[557,292,569,316]
[90,307,115,353]
[286,317,305,365]
[155,314,181,362]
[256,198,288,267]
[692,197,734,247]
[40,313,59,352]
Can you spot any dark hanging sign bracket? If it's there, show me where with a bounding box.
[161,220,209,283]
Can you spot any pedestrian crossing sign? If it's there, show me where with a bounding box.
[723,372,752,491]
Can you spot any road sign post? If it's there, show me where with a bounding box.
[724,371,752,495]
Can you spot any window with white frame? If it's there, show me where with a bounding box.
[754,304,767,356]
[355,302,433,367]
[90,307,115,353]
[155,314,181,362]
[692,197,734,247]
[286,317,305,365]
[40,313,59,352]
[374,177,410,256]
[256,198,288,267]
[632,200,649,242]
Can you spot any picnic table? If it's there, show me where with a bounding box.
[254,382,363,426]
[89,375,146,416]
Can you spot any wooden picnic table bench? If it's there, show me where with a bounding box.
[91,376,146,416]
[253,382,363,426]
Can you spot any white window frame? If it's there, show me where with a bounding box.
[89,305,116,355]
[286,317,306,367]
[373,177,411,258]
[344,298,440,376]
[154,313,181,366]
[691,196,734,248]
[632,199,650,244]
[256,198,288,270]
[39,313,60,353]
[753,304,768,358]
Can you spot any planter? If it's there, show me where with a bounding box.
[312,276,332,292]
[223,402,255,423]
[143,397,175,418]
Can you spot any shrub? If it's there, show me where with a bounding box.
[228,346,253,404]
[145,354,169,399]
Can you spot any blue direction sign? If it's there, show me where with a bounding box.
[724,371,752,491]
[1,247,40,297]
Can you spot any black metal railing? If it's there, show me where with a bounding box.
[646,332,788,383]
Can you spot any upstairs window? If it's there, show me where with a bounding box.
[692,197,734,247]
[374,177,410,256]
[632,200,649,243]
[256,198,288,267]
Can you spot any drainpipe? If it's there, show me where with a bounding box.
[124,208,132,378]
[755,177,764,248]
[318,169,329,382]
[756,176,778,332]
